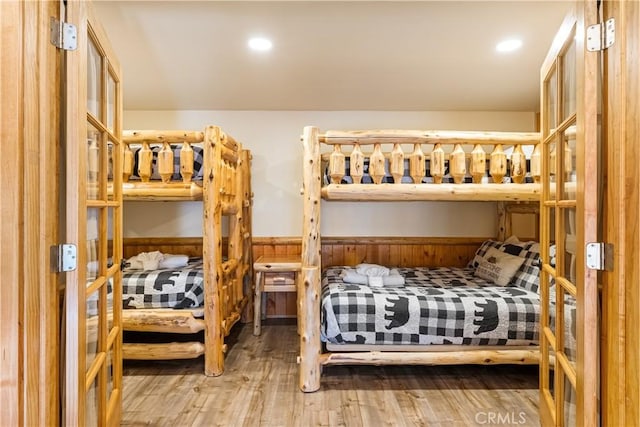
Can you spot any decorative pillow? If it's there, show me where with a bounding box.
[474,247,526,286]
[468,240,504,269]
[502,240,541,293]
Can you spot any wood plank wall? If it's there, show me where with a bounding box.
[124,236,488,318]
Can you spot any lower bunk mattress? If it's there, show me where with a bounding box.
[321,266,541,347]
[122,257,204,309]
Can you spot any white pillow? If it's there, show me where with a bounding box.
[474,247,525,286]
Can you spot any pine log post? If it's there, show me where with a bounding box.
[300,126,322,392]
[203,125,224,376]
[490,144,507,183]
[390,143,404,184]
[329,145,345,184]
[158,141,174,183]
[409,143,425,184]
[511,145,527,184]
[180,141,194,183]
[350,144,364,184]
[231,145,244,309]
[430,143,445,184]
[497,201,507,241]
[123,143,134,182]
[470,144,486,184]
[138,140,152,182]
[240,149,254,324]
[369,143,386,184]
[449,143,466,184]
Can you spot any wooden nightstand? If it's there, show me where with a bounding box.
[253,255,301,336]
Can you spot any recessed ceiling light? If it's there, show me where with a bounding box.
[496,39,523,53]
[248,37,273,52]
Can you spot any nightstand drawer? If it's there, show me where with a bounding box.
[264,273,295,286]
[264,272,296,292]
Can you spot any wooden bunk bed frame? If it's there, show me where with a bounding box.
[119,125,253,376]
[299,126,549,392]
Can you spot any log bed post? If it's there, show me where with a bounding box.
[300,126,322,392]
[231,143,244,311]
[203,125,224,376]
[240,149,254,323]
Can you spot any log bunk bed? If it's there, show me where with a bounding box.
[299,126,568,392]
[119,125,253,376]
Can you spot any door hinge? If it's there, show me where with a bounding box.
[587,18,615,52]
[51,244,78,273]
[586,242,613,271]
[50,17,77,51]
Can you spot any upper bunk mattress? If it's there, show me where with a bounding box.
[122,257,204,309]
[321,266,541,347]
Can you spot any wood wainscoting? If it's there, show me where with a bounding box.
[124,236,488,318]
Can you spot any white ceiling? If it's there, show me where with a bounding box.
[93,1,571,112]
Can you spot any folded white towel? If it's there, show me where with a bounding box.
[355,263,390,277]
[383,269,405,287]
[126,252,190,271]
[141,251,164,270]
[341,268,405,287]
[340,269,369,285]
[159,254,189,269]
[369,276,384,287]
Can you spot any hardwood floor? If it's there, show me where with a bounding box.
[121,320,540,426]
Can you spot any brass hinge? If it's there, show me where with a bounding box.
[586,18,615,52]
[50,17,77,51]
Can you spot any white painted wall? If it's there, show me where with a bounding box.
[123,110,536,238]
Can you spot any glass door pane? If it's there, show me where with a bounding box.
[65,2,123,425]
[538,4,599,425]
[107,70,116,133]
[87,37,102,119]
[546,69,558,134]
[562,37,577,121]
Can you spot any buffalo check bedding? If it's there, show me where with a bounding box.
[321,266,542,346]
[122,258,204,309]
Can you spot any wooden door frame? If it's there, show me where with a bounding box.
[602,1,640,425]
[0,1,61,425]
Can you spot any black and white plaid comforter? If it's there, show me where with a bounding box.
[122,258,204,309]
[321,266,541,346]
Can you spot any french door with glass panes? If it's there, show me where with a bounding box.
[538,2,599,426]
[64,0,123,425]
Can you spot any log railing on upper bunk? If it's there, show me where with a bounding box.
[120,128,241,203]
[313,129,553,202]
